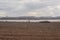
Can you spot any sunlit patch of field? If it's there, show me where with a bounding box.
[0,22,60,40]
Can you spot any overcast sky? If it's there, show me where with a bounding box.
[0,0,60,17]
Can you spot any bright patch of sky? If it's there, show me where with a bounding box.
[0,0,60,17]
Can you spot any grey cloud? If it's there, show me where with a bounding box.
[0,0,60,17]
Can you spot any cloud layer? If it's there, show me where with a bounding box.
[0,0,60,17]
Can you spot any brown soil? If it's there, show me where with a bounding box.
[0,22,60,40]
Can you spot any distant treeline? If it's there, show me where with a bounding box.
[0,16,60,20]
